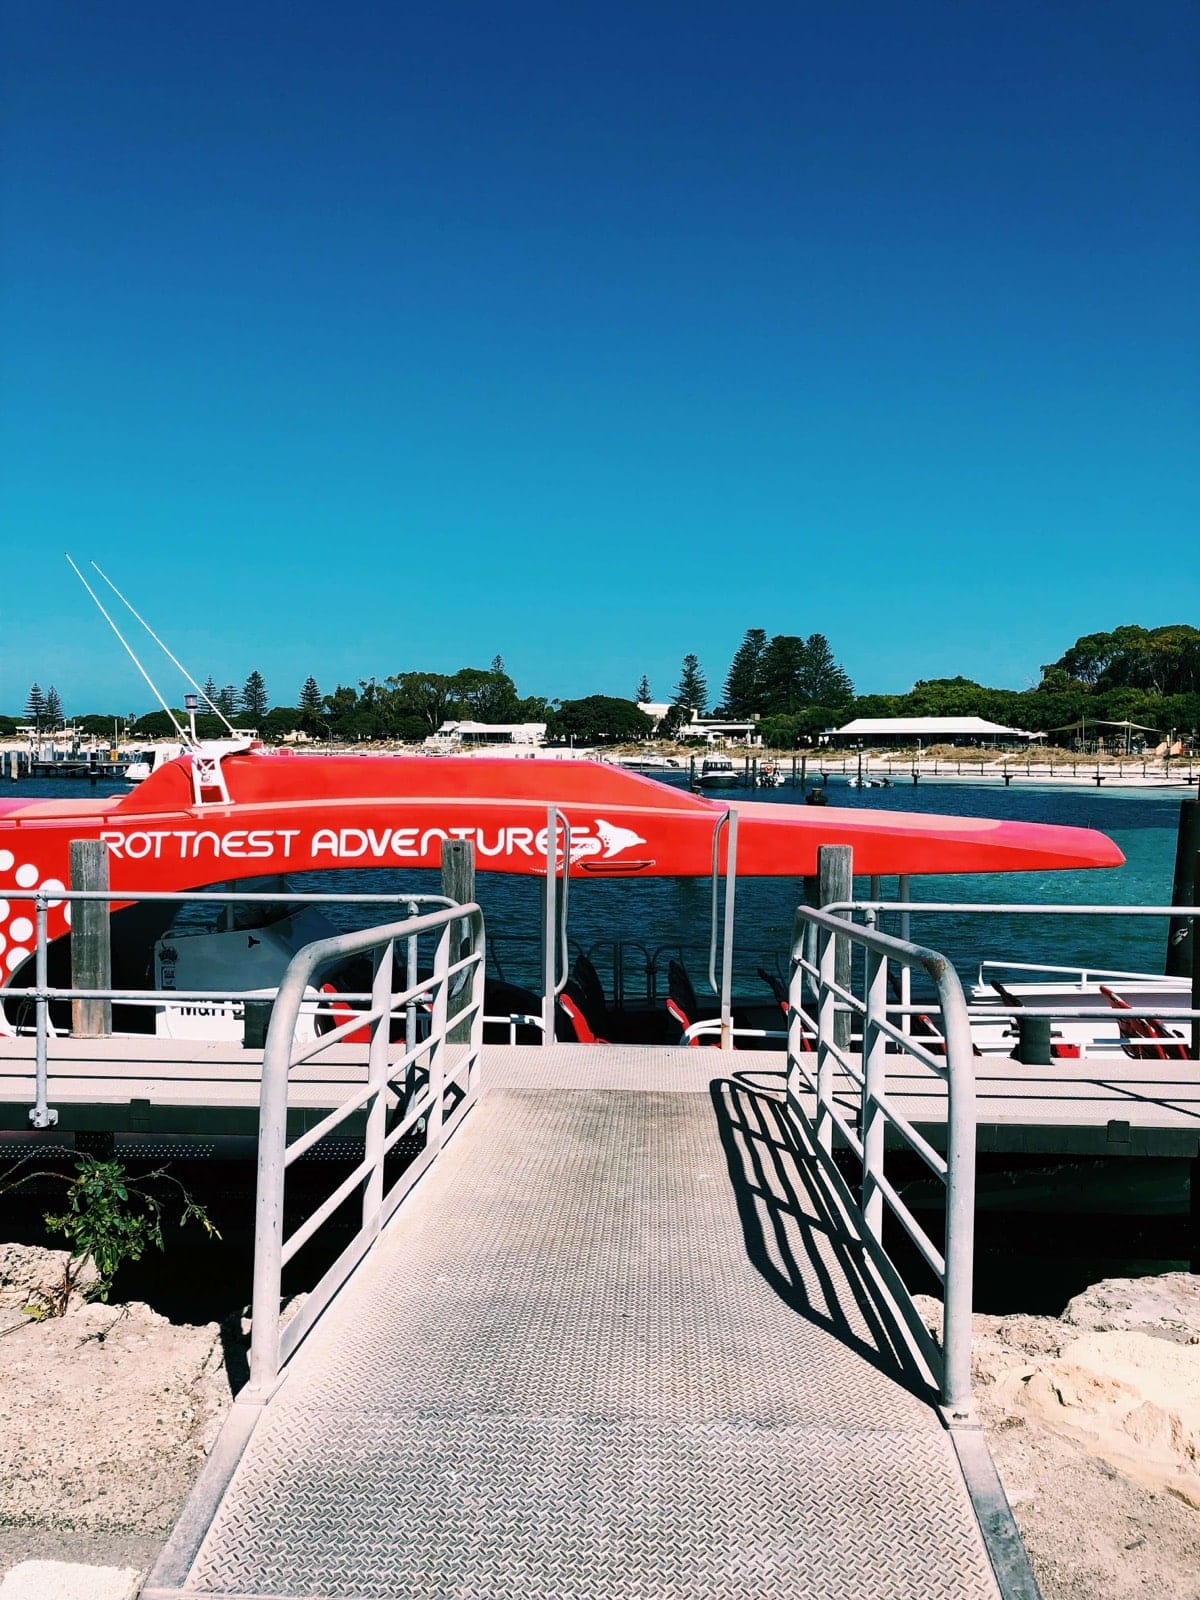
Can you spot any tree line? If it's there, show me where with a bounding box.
[5,623,1199,747]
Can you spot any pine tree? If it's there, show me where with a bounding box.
[636,674,651,703]
[44,686,63,728]
[241,670,269,722]
[722,629,768,717]
[202,676,219,714]
[673,654,707,714]
[215,684,239,717]
[759,636,807,715]
[758,634,854,715]
[24,684,47,731]
[798,633,854,706]
[299,676,323,714]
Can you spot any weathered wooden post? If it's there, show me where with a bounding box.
[69,839,111,1037]
[818,844,853,1052]
[441,839,476,1044]
[1166,800,1200,978]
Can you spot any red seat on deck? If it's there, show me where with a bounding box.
[556,984,608,1044]
[319,983,372,1045]
[1099,985,1189,1061]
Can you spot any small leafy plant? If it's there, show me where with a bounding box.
[2,1154,220,1317]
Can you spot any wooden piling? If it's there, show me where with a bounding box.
[69,839,111,1038]
[441,839,476,1043]
[818,844,853,1051]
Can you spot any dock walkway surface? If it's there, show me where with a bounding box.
[142,1046,1030,1600]
[2,1033,1197,1158]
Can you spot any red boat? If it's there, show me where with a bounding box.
[0,742,1122,996]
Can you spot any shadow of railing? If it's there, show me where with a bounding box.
[711,1075,938,1407]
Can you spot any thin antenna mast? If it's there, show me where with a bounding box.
[65,554,190,742]
[90,560,238,736]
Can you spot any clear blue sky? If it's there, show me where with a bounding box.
[2,0,1197,717]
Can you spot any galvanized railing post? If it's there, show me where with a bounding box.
[468,917,487,1095]
[938,972,977,1420]
[30,893,56,1129]
[360,939,394,1239]
[897,873,912,1036]
[707,809,738,1049]
[539,807,571,1044]
[405,899,419,1055]
[247,1006,292,1397]
[541,807,559,1045]
[815,925,836,1152]
[862,927,887,1242]
[426,921,450,1145]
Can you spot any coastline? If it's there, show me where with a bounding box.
[3,734,1197,795]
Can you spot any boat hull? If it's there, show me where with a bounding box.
[0,752,1125,973]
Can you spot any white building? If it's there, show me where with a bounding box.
[426,720,547,749]
[638,704,761,745]
[823,716,1034,748]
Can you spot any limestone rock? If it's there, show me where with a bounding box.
[1062,1272,1200,1346]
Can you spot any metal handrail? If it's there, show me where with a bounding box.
[975,957,1184,988]
[829,898,1200,1044]
[541,806,572,1044]
[0,886,454,1129]
[789,905,976,1421]
[837,899,1200,919]
[707,810,738,1048]
[247,902,485,1397]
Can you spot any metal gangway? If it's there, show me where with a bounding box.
[143,901,1040,1600]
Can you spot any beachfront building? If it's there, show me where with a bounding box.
[637,703,762,745]
[821,716,1035,749]
[426,720,548,749]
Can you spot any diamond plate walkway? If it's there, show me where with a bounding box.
[145,1047,1035,1600]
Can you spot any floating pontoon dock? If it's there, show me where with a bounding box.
[2,1034,1197,1161]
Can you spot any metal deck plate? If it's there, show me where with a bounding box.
[160,1073,1004,1599]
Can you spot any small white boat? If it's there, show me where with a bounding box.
[152,889,343,1040]
[697,756,740,788]
[123,743,187,782]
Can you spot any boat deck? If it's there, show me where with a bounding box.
[1,1036,1196,1157]
[143,1053,1028,1600]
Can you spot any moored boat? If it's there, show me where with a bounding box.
[0,745,1126,1041]
[123,742,187,782]
[696,755,740,788]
